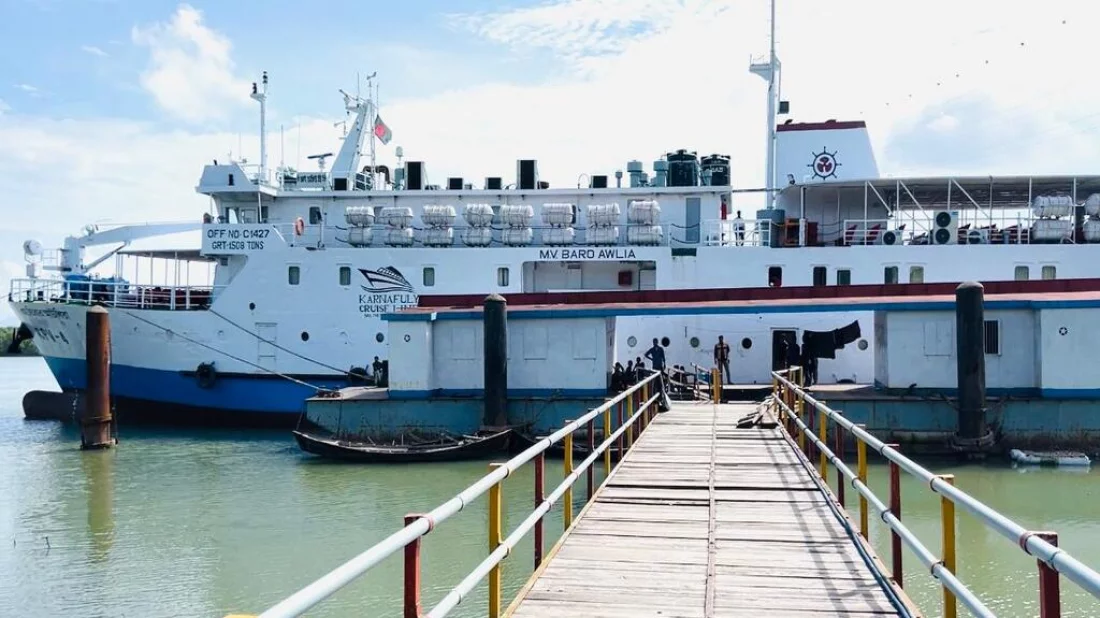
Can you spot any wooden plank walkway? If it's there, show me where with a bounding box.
[506,402,911,618]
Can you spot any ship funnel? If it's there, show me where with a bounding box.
[775,120,879,184]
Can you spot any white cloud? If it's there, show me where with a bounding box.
[14,84,39,94]
[0,99,9,115]
[81,45,109,57]
[131,3,252,124]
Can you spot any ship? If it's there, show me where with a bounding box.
[8,17,1100,427]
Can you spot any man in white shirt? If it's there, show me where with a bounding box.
[732,210,745,246]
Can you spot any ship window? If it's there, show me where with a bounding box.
[812,266,827,287]
[1015,265,1029,281]
[423,267,435,287]
[1042,265,1057,280]
[309,206,323,225]
[288,265,300,286]
[497,267,510,287]
[884,266,899,285]
[909,266,924,284]
[836,269,851,286]
[984,320,1000,356]
[339,266,351,286]
[768,266,782,287]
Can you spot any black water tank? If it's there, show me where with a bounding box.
[701,154,731,186]
[666,149,699,187]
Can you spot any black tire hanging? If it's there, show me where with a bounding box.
[196,362,217,389]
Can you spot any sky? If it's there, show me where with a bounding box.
[2,0,1100,324]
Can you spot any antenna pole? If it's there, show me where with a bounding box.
[250,71,269,184]
[368,74,377,189]
[764,0,778,208]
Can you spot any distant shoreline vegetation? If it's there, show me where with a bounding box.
[0,326,39,356]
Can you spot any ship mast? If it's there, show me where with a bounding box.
[250,71,269,185]
[749,0,780,208]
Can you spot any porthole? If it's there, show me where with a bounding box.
[403,334,411,342]
[217,330,226,340]
[660,336,670,347]
[301,331,310,342]
[248,302,256,311]
[857,339,869,351]
[627,336,637,348]
[741,337,752,350]
[689,337,700,348]
[376,332,385,343]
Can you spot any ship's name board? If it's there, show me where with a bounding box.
[537,248,637,260]
[202,224,276,254]
[358,292,418,318]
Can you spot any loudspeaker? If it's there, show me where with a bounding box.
[485,177,503,190]
[406,162,425,190]
[517,160,538,190]
[590,175,608,189]
[447,177,463,190]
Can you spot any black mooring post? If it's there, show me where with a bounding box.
[483,294,508,428]
[955,281,986,441]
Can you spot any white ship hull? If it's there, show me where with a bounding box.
[11,237,1098,425]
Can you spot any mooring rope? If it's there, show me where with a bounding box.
[119,309,329,392]
[207,308,360,378]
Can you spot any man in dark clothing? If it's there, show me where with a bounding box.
[801,333,818,386]
[785,338,801,372]
[714,336,731,384]
[625,360,635,386]
[644,338,666,372]
[644,339,669,411]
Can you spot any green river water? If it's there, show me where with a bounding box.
[1,356,1098,617]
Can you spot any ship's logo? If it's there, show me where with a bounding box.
[359,266,414,293]
[809,148,840,180]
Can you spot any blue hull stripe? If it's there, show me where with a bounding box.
[44,358,610,415]
[44,357,343,416]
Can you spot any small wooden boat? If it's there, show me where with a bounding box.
[292,428,514,463]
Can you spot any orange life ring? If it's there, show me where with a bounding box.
[294,217,305,236]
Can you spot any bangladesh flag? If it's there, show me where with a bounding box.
[373,115,392,145]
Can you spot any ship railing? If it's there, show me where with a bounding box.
[702,218,771,247]
[229,372,664,618]
[8,277,225,311]
[772,367,1100,618]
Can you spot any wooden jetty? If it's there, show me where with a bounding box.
[234,370,1100,618]
[505,401,912,617]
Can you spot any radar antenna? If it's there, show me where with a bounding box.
[307,152,334,172]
